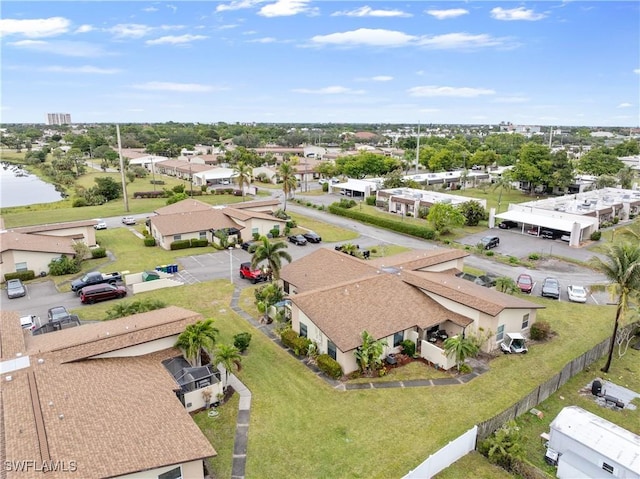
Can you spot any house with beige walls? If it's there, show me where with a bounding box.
[0,306,219,478]
[0,219,97,280]
[280,248,543,374]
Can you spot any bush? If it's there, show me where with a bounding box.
[233,332,252,353]
[144,237,156,247]
[613,216,620,224]
[91,247,107,259]
[365,196,376,206]
[172,184,185,194]
[269,227,281,238]
[4,270,35,282]
[322,182,329,192]
[72,198,88,207]
[150,179,165,185]
[508,256,519,264]
[286,220,297,228]
[280,329,311,356]
[190,238,208,247]
[316,354,343,379]
[528,253,540,260]
[590,230,602,241]
[170,239,192,250]
[133,191,165,199]
[400,340,416,357]
[338,198,357,209]
[48,256,81,275]
[458,363,472,374]
[105,298,167,320]
[485,251,494,257]
[530,321,551,341]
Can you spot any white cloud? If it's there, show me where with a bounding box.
[142,7,158,12]
[311,28,416,47]
[0,17,70,38]
[372,76,393,82]
[259,0,317,17]
[247,37,277,43]
[75,25,93,34]
[408,85,496,98]
[166,4,178,13]
[216,0,266,12]
[8,40,108,57]
[146,34,207,45]
[108,24,154,39]
[331,6,412,18]
[218,24,240,30]
[425,9,469,20]
[132,82,217,92]
[242,30,258,35]
[634,69,640,74]
[418,33,506,49]
[43,65,121,74]
[292,86,365,95]
[491,7,546,21]
[617,102,632,108]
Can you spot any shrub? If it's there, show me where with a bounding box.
[144,237,156,247]
[458,363,472,374]
[400,340,416,357]
[269,227,281,238]
[105,298,167,320]
[170,239,192,250]
[508,256,519,264]
[286,220,297,228]
[485,251,494,257]
[150,180,165,185]
[365,196,376,206]
[530,321,551,341]
[190,238,208,247]
[613,216,620,224]
[317,354,343,379]
[172,184,185,194]
[322,182,329,192]
[233,332,252,353]
[590,230,602,241]
[528,253,540,260]
[133,191,165,199]
[72,198,88,207]
[280,329,311,356]
[338,198,357,209]
[4,270,35,282]
[48,256,80,275]
[91,247,107,259]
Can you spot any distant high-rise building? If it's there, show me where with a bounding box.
[46,113,71,125]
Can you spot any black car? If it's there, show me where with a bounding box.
[540,229,562,240]
[498,220,518,229]
[479,235,500,250]
[302,231,322,243]
[241,241,258,251]
[288,234,307,246]
[541,277,560,299]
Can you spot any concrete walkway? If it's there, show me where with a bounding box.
[226,372,252,479]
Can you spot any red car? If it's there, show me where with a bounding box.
[239,262,267,284]
[516,274,534,294]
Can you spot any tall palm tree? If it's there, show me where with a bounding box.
[213,344,242,390]
[278,162,298,211]
[492,172,514,213]
[443,335,479,372]
[589,243,640,373]
[249,235,292,281]
[233,161,252,202]
[175,318,219,367]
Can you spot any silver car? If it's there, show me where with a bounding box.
[6,279,26,299]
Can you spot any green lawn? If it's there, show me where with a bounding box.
[288,212,359,243]
[435,451,513,479]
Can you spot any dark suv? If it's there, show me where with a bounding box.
[479,235,500,250]
[540,229,562,240]
[498,220,518,229]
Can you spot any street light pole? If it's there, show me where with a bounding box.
[228,246,234,285]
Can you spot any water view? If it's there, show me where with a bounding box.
[0,162,65,208]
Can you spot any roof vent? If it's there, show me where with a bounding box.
[38,358,44,364]
[59,414,64,420]
[16,352,22,357]
[5,376,12,382]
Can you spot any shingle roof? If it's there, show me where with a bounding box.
[280,248,379,292]
[151,208,241,237]
[368,248,468,271]
[0,308,217,479]
[0,231,76,254]
[290,273,472,351]
[402,271,544,316]
[222,207,287,223]
[154,198,212,215]
[0,311,27,359]
[11,219,98,234]
[230,198,280,209]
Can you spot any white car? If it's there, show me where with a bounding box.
[122,216,136,225]
[567,285,588,303]
[94,219,107,230]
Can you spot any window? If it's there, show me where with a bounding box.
[252,227,259,236]
[496,324,505,342]
[173,234,182,241]
[299,322,307,338]
[199,231,207,239]
[522,314,530,329]
[327,341,337,360]
[158,466,182,479]
[393,331,404,347]
[272,224,280,232]
[15,262,28,272]
[602,463,614,474]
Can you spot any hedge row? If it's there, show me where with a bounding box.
[91,247,107,259]
[280,329,311,356]
[316,354,343,379]
[144,237,157,247]
[328,204,436,240]
[5,270,35,282]
[169,238,209,250]
[134,191,165,199]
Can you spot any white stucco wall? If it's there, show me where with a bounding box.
[116,460,206,479]
[420,340,457,370]
[90,336,180,358]
[1,250,73,279]
[183,383,224,413]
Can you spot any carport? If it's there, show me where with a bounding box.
[493,211,592,247]
[329,179,378,198]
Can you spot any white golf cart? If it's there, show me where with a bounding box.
[500,333,528,354]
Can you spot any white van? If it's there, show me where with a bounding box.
[20,315,38,331]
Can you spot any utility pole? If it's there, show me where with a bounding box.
[116,124,129,212]
[415,121,421,174]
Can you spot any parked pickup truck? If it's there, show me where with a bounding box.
[71,271,122,295]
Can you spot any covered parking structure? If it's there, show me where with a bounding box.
[329,179,381,199]
[492,210,597,247]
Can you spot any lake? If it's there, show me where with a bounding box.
[0,163,65,208]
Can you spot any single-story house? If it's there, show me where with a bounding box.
[548,406,640,478]
[377,188,487,217]
[0,306,220,478]
[154,160,213,180]
[280,248,543,374]
[149,199,286,250]
[0,219,98,280]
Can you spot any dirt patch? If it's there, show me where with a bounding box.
[534,257,584,273]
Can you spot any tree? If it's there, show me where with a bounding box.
[617,166,636,190]
[249,236,292,281]
[233,161,252,202]
[510,143,552,194]
[212,344,242,389]
[470,149,499,170]
[354,330,387,376]
[427,203,466,234]
[458,200,486,226]
[254,283,285,322]
[278,162,297,211]
[495,276,517,294]
[492,172,515,213]
[579,147,624,176]
[175,319,219,367]
[93,177,122,201]
[547,150,574,193]
[443,335,479,372]
[589,243,640,373]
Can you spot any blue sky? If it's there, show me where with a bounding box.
[1,1,638,126]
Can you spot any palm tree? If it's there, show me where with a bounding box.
[617,166,635,190]
[233,161,252,202]
[249,235,292,281]
[175,318,219,367]
[443,335,479,372]
[492,172,514,213]
[212,344,242,390]
[589,243,640,373]
[278,162,298,211]
[495,276,517,294]
[354,330,387,376]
